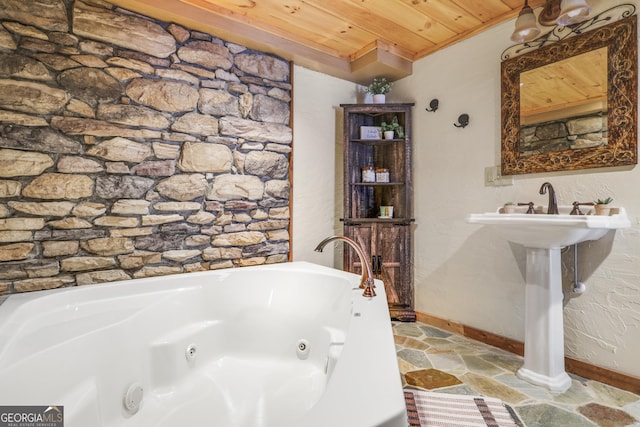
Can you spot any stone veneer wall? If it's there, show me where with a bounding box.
[0,0,292,294]
[519,112,607,155]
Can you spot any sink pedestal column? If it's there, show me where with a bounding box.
[517,247,572,393]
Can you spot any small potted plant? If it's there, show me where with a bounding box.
[380,116,404,139]
[594,197,613,216]
[503,202,516,214]
[365,77,392,104]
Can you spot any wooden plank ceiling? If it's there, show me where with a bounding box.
[520,47,607,125]
[107,0,547,84]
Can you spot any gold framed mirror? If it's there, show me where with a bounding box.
[501,15,637,175]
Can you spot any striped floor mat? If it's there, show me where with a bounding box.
[404,390,524,427]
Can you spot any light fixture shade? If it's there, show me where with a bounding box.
[511,5,541,42]
[557,0,591,26]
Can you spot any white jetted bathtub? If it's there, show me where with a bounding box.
[0,262,407,427]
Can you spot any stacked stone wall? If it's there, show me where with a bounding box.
[0,0,292,294]
[520,112,607,155]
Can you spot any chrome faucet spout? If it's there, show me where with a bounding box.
[539,182,559,214]
[314,235,376,297]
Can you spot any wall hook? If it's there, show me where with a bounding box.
[425,98,439,112]
[454,113,469,128]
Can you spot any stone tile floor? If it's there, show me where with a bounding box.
[394,321,640,427]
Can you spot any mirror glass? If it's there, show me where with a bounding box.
[519,48,607,155]
[501,16,637,174]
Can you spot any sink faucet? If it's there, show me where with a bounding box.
[314,235,376,298]
[539,182,559,214]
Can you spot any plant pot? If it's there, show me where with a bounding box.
[594,204,611,216]
[503,204,516,214]
[373,94,386,104]
[383,130,394,140]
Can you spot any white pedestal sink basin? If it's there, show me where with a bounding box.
[467,206,630,392]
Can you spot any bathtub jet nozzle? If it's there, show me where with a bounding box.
[314,235,376,298]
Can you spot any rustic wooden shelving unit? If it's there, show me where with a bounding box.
[341,103,415,321]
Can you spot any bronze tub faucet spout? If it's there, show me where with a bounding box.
[314,235,376,298]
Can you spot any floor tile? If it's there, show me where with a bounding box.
[460,371,529,404]
[589,381,640,407]
[405,368,462,389]
[494,373,552,401]
[418,324,451,338]
[428,352,466,372]
[578,402,637,427]
[394,335,430,351]
[623,400,640,420]
[552,379,595,405]
[461,354,506,376]
[398,348,432,368]
[517,403,597,427]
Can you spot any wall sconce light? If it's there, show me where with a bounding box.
[454,114,469,128]
[511,0,591,43]
[425,99,439,112]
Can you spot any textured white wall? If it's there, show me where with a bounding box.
[391,15,640,377]
[291,66,356,267]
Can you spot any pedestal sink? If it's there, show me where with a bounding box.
[467,206,630,392]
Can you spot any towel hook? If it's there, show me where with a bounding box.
[454,113,469,128]
[425,98,439,112]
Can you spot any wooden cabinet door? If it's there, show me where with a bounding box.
[374,223,408,305]
[344,223,373,277]
[345,223,414,321]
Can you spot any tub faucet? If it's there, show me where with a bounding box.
[539,182,558,214]
[314,235,376,298]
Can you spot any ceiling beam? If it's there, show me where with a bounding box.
[105,0,413,83]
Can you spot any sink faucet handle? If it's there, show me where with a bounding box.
[518,202,535,214]
[570,201,582,215]
[570,201,595,215]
